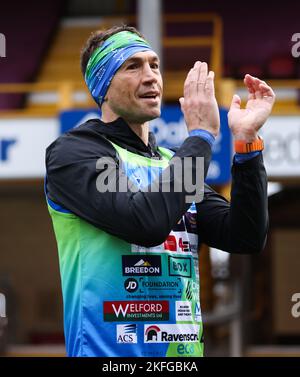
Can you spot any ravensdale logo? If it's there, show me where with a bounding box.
[144,324,200,343]
[144,325,161,342]
[104,300,169,321]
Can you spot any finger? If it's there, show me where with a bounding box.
[205,71,215,97]
[230,94,241,111]
[183,64,196,98]
[259,83,276,100]
[253,77,264,99]
[197,62,208,93]
[184,61,200,99]
[244,74,256,99]
[183,68,193,98]
[253,80,269,99]
[259,83,272,95]
[179,97,185,109]
[244,74,255,88]
[190,61,201,97]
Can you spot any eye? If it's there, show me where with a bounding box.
[126,63,139,70]
[151,62,159,69]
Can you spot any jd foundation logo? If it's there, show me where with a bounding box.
[104,300,169,321]
[124,278,139,293]
[122,255,161,276]
[124,277,183,298]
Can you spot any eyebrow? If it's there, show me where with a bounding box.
[124,55,160,65]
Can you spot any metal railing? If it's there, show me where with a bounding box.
[0,78,300,117]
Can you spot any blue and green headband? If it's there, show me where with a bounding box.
[85,31,152,106]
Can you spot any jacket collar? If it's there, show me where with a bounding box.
[90,117,161,158]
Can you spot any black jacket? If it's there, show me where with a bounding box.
[46,117,268,253]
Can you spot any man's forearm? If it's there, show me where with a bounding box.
[196,153,268,254]
[228,153,268,253]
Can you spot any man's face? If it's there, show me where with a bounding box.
[104,50,163,124]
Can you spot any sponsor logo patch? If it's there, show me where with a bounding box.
[144,324,200,343]
[131,231,195,255]
[176,301,193,322]
[177,343,195,355]
[117,324,137,344]
[124,277,183,298]
[184,280,199,301]
[104,300,169,321]
[194,302,202,323]
[168,256,192,278]
[122,255,161,276]
[124,278,139,293]
[136,277,182,292]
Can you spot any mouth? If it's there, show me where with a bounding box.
[139,92,160,103]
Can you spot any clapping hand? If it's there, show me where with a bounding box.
[228,74,276,142]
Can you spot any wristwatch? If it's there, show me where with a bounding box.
[234,136,264,153]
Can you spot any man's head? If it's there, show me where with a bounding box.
[81,26,163,124]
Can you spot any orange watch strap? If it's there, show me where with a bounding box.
[234,137,264,153]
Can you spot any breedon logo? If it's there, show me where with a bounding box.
[104,300,169,322]
[122,255,161,276]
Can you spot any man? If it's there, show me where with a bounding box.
[45,26,275,357]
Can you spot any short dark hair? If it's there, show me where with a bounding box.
[80,25,144,77]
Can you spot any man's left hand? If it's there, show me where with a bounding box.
[228,74,276,142]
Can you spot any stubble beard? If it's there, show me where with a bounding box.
[112,102,161,125]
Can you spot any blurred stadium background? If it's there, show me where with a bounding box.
[0,0,300,357]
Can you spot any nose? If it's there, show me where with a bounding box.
[141,63,158,84]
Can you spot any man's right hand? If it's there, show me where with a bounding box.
[179,61,220,137]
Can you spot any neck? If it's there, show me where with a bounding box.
[128,122,149,145]
[101,107,149,145]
